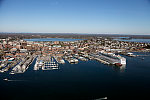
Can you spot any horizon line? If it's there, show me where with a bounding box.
[0,32,150,35]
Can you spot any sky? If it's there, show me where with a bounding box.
[0,0,150,35]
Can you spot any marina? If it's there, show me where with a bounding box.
[42,56,59,70]
[34,56,59,71]
[0,35,150,100]
[54,56,65,64]
[0,51,127,74]
[1,0,150,99]
[1,52,150,100]
[9,55,36,74]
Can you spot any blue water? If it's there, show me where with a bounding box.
[1,52,150,99]
[114,38,150,43]
[24,38,83,42]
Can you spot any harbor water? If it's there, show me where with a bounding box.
[0,52,150,100]
[114,38,150,43]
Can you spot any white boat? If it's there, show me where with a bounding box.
[60,59,65,64]
[3,78,8,81]
[10,72,15,74]
[95,97,107,100]
[78,56,88,61]
[34,58,43,70]
[54,56,65,64]
[68,58,78,64]
[74,58,78,63]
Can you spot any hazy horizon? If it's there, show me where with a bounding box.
[1,32,150,35]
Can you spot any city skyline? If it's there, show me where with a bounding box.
[0,0,150,34]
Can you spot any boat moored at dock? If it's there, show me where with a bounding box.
[90,51,126,67]
[54,56,65,64]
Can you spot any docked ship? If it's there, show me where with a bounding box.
[98,51,126,66]
[90,51,126,66]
